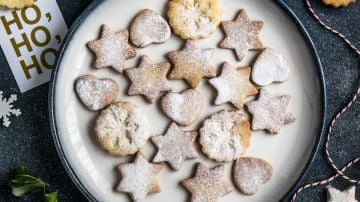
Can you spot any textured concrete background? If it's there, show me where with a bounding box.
[0,0,359,201]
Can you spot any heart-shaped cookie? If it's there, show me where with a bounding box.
[251,48,290,86]
[130,9,171,48]
[75,75,119,111]
[161,89,203,126]
[233,157,273,195]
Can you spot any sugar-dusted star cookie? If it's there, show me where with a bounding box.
[246,89,295,134]
[125,55,173,103]
[182,163,233,202]
[327,186,357,202]
[152,123,198,171]
[117,152,163,201]
[87,25,136,73]
[168,40,216,88]
[209,62,258,109]
[219,9,264,61]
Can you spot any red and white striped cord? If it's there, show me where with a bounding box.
[291,0,360,201]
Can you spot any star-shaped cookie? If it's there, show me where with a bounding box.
[327,186,357,202]
[116,152,163,201]
[125,55,173,103]
[182,163,233,202]
[168,40,216,88]
[152,123,198,171]
[209,62,258,109]
[87,25,136,73]
[219,9,264,61]
[246,89,295,134]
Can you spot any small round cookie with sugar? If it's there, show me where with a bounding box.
[167,0,222,40]
[199,110,252,162]
[94,102,153,156]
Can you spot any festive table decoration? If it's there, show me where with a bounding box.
[0,91,21,127]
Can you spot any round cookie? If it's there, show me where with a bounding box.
[233,157,273,195]
[167,0,222,40]
[199,110,252,162]
[130,9,171,48]
[94,102,153,156]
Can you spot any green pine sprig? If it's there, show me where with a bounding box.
[10,166,58,202]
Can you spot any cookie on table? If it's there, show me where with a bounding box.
[161,89,203,126]
[168,40,216,88]
[167,0,222,40]
[87,25,136,73]
[182,163,233,202]
[130,9,171,48]
[125,55,173,103]
[94,102,153,156]
[219,9,264,61]
[152,123,198,171]
[75,75,119,111]
[246,89,295,134]
[251,48,290,86]
[327,186,357,202]
[117,152,163,201]
[322,0,355,7]
[209,62,258,109]
[233,157,273,195]
[0,0,34,9]
[199,110,252,162]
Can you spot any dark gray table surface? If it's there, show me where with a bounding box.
[0,0,359,201]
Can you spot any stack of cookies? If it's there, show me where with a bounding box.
[74,0,296,201]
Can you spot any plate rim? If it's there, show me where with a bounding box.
[48,0,327,201]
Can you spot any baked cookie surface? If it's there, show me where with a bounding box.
[168,40,216,88]
[125,55,173,103]
[117,152,163,201]
[87,25,136,73]
[94,102,153,156]
[75,75,119,111]
[209,62,258,109]
[152,123,198,170]
[246,89,295,134]
[130,9,171,48]
[167,0,222,39]
[182,163,233,202]
[233,157,273,195]
[219,9,263,61]
[199,110,252,162]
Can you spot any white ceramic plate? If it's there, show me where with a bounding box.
[49,0,326,201]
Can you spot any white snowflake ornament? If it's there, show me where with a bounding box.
[0,91,21,127]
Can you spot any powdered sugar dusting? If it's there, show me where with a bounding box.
[130,9,171,48]
[199,110,252,162]
[117,152,163,201]
[94,102,153,156]
[161,89,203,126]
[233,157,273,195]
[75,75,119,111]
[251,48,290,86]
